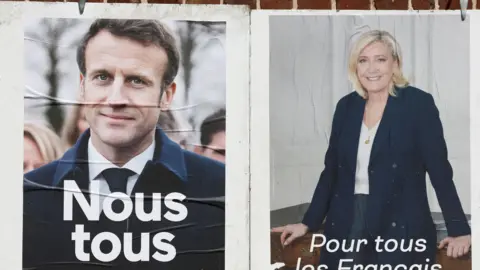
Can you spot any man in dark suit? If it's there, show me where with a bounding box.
[23,19,225,270]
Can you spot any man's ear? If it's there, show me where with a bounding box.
[79,73,85,99]
[161,82,177,110]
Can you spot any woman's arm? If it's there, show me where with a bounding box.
[417,93,470,237]
[301,97,347,232]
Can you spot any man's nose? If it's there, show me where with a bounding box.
[106,78,128,106]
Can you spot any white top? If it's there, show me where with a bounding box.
[354,121,380,194]
[88,138,155,208]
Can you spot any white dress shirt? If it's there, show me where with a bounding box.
[88,138,155,208]
[354,122,380,194]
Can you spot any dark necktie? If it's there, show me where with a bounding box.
[98,168,135,257]
[101,168,135,213]
[102,167,135,194]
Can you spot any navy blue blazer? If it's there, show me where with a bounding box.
[302,86,470,267]
[23,127,225,270]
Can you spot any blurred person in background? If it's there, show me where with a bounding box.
[61,102,89,148]
[158,107,187,149]
[24,122,65,173]
[194,108,225,163]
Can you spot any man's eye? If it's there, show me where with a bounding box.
[96,74,108,80]
[131,78,144,85]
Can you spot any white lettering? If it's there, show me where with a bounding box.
[414,239,427,252]
[152,232,177,262]
[71,224,90,261]
[164,192,188,222]
[310,234,368,253]
[310,234,326,252]
[384,239,398,252]
[338,259,353,270]
[63,180,100,221]
[135,193,162,221]
[102,192,133,222]
[124,233,150,262]
[90,232,122,262]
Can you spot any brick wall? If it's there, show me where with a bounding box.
[11,0,479,10]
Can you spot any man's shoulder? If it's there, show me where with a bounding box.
[24,161,60,186]
[183,149,225,177]
[181,149,225,193]
[23,161,62,216]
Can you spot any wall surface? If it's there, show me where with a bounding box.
[4,0,478,10]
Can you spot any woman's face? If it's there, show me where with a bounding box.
[356,41,398,94]
[77,106,89,134]
[24,136,44,173]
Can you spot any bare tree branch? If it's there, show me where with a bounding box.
[26,18,81,134]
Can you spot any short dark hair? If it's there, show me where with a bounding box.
[200,109,226,147]
[76,19,180,88]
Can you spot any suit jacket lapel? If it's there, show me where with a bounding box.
[342,91,401,173]
[59,166,91,215]
[369,94,399,165]
[54,133,94,230]
[344,94,365,173]
[131,161,187,196]
[128,161,188,243]
[131,128,187,196]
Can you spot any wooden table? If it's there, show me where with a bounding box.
[270,232,471,270]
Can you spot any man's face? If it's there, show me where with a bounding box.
[80,30,175,148]
[202,131,225,163]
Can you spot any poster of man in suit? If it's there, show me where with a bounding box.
[22,14,231,270]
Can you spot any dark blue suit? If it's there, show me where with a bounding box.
[302,86,470,267]
[23,127,225,270]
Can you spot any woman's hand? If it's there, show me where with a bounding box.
[438,234,471,258]
[271,223,309,246]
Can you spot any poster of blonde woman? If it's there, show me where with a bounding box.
[250,12,473,270]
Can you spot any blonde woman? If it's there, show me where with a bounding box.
[272,30,471,268]
[24,122,65,173]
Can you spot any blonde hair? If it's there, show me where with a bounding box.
[24,122,65,163]
[347,30,409,99]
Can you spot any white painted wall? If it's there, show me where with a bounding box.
[269,14,471,215]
